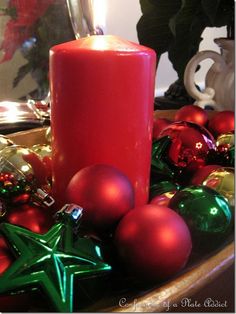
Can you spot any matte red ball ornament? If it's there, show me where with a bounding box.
[66,164,135,232]
[159,121,216,173]
[6,204,53,234]
[208,111,234,137]
[153,118,172,139]
[174,105,208,126]
[115,204,192,281]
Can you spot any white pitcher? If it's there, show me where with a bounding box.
[184,38,234,110]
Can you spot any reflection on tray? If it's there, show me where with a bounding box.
[0,100,50,134]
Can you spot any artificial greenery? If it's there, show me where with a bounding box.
[137,0,234,84]
[0,0,75,100]
[17,1,75,100]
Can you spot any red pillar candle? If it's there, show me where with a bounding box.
[50,35,156,207]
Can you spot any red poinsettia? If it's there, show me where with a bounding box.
[0,0,54,63]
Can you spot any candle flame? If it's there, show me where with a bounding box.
[92,0,106,32]
[90,36,110,50]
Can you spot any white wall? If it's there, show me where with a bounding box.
[104,0,227,96]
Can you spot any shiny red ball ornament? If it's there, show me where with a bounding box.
[0,293,29,312]
[208,111,234,137]
[159,121,216,173]
[0,237,29,311]
[6,204,53,234]
[191,165,221,185]
[66,164,135,232]
[115,204,192,282]
[153,117,172,139]
[0,236,12,275]
[175,105,208,126]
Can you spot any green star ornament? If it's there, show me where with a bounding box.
[0,204,111,312]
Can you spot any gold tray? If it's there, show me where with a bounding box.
[7,110,234,312]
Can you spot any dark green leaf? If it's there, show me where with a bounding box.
[13,63,32,88]
[13,0,75,98]
[0,7,17,19]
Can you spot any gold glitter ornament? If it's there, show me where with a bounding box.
[31,144,52,159]
[45,127,51,143]
[0,135,14,151]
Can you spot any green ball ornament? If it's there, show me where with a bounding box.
[151,136,176,180]
[203,167,234,212]
[169,185,232,249]
[228,145,234,166]
[150,180,180,200]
